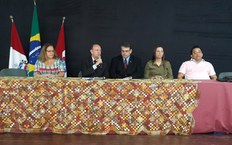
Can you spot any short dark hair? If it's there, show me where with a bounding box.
[121,42,131,48]
[191,45,202,55]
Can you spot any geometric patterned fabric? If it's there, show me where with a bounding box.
[0,77,198,135]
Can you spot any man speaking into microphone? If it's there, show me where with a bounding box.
[81,44,109,78]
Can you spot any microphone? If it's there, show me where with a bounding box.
[97,56,103,68]
[98,64,102,68]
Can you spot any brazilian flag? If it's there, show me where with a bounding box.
[28,2,41,76]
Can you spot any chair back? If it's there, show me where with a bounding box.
[0,68,27,77]
[78,71,82,77]
[218,72,232,82]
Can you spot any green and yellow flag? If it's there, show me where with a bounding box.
[28,1,41,76]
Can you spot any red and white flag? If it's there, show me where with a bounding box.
[9,16,28,70]
[56,17,67,76]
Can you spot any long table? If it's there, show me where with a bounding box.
[193,80,232,133]
[0,77,198,135]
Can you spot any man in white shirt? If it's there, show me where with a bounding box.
[178,46,217,80]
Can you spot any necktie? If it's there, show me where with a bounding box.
[124,59,127,69]
[93,60,97,64]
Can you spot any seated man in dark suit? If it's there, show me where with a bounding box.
[109,43,142,79]
[81,44,108,77]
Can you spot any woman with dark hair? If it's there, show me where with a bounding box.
[34,43,65,77]
[144,46,173,79]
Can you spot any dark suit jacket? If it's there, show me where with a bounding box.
[81,57,109,78]
[109,55,142,79]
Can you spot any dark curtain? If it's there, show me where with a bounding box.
[0,0,232,77]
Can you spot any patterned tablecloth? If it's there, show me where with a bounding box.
[0,77,198,135]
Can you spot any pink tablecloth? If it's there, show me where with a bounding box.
[193,80,232,133]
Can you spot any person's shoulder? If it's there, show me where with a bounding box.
[145,60,153,67]
[55,58,61,61]
[112,55,122,60]
[163,60,171,65]
[35,59,42,64]
[203,60,214,66]
[164,60,170,63]
[55,58,62,63]
[131,55,141,61]
[182,60,192,64]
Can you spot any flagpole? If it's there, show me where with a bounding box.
[10,15,14,23]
